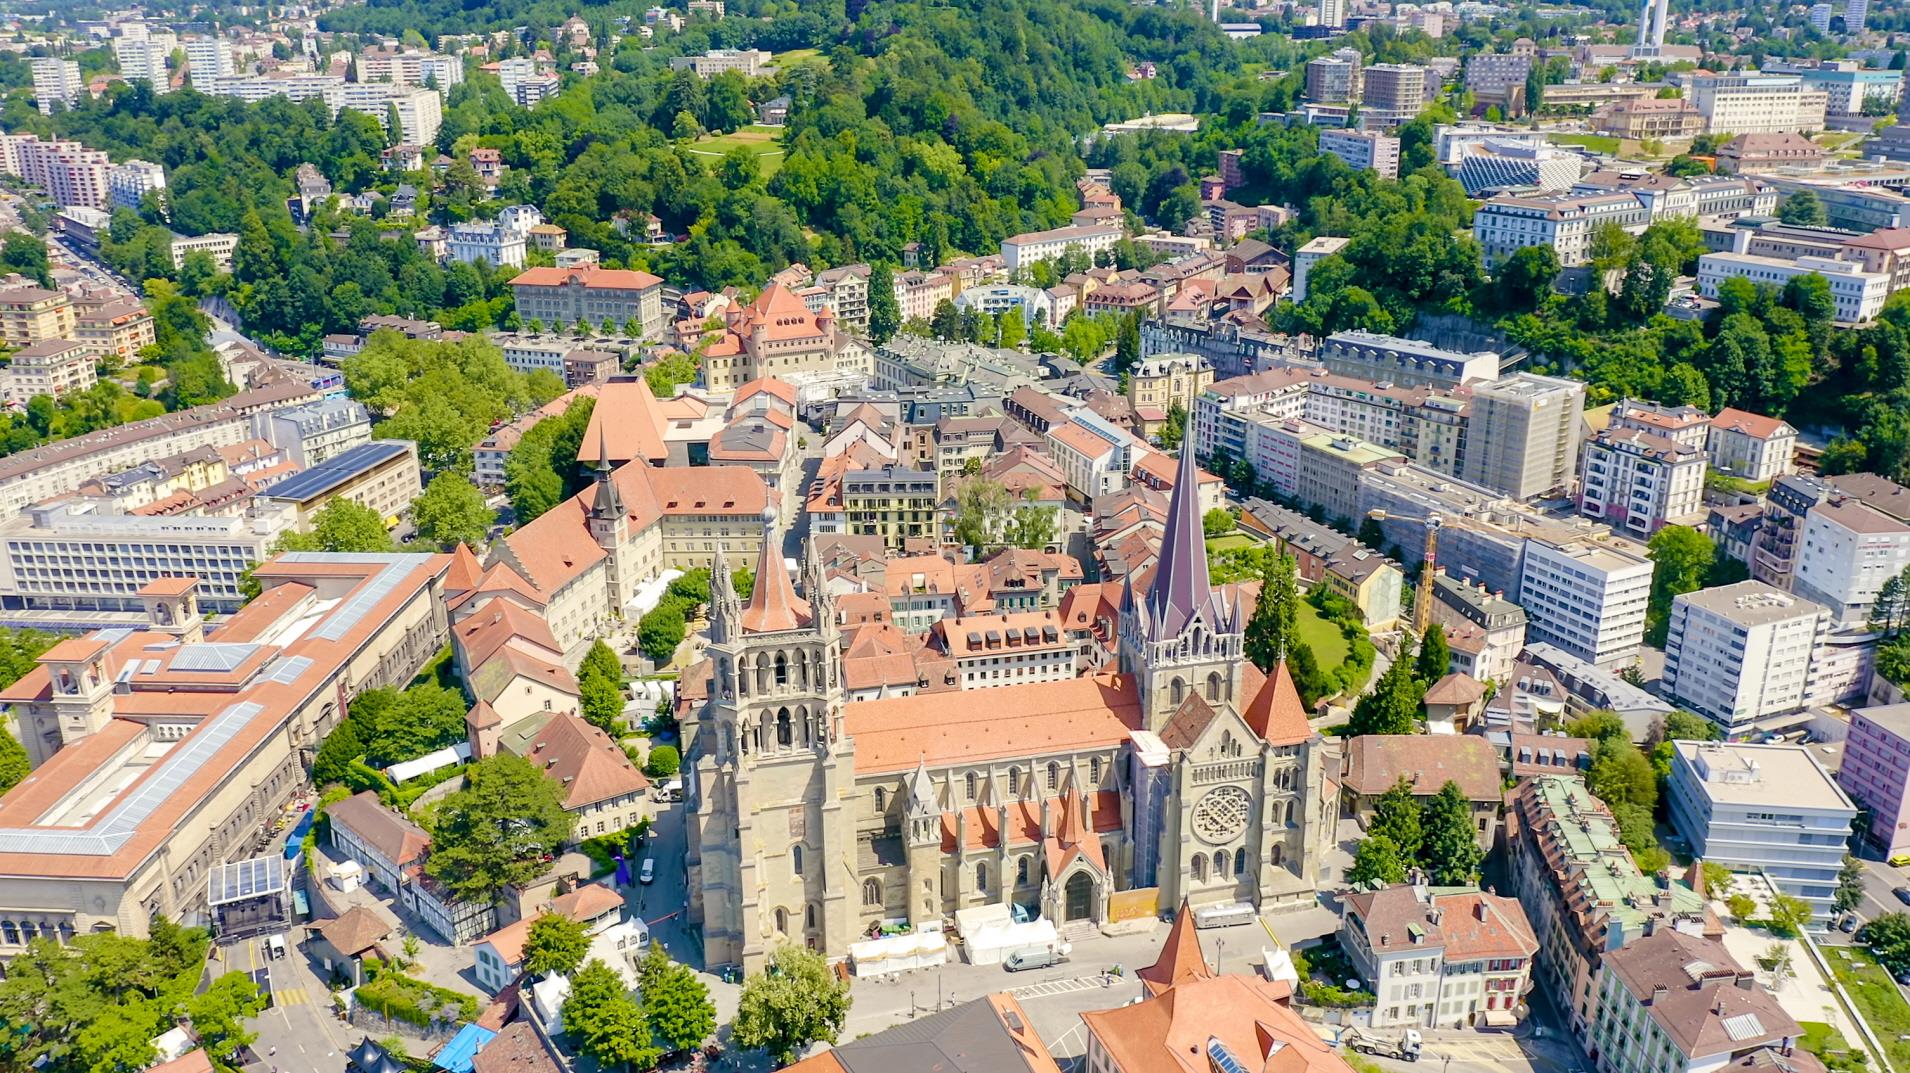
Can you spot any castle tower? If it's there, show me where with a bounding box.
[688,513,854,973]
[1118,418,1245,730]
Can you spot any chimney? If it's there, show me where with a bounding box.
[1650,984,1668,1004]
[1736,972,1756,990]
[1475,900,1489,922]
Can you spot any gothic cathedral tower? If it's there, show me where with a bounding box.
[685,513,856,973]
[1117,423,1245,730]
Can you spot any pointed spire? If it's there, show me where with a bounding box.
[1137,899,1214,997]
[594,426,613,473]
[906,754,936,816]
[1145,414,1213,639]
[739,507,811,633]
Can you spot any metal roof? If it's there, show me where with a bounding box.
[208,855,287,906]
[259,440,410,503]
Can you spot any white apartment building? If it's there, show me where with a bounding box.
[1697,252,1888,324]
[935,610,1077,689]
[1707,408,1796,483]
[112,37,170,90]
[4,340,97,404]
[357,49,464,88]
[255,398,374,468]
[445,221,527,269]
[1577,427,1706,537]
[1320,129,1401,179]
[1590,929,1804,1073]
[1047,421,1130,500]
[1663,581,1826,733]
[202,73,343,104]
[328,84,443,147]
[183,38,234,88]
[1293,236,1350,303]
[1687,74,1830,135]
[29,59,82,115]
[1667,741,1856,921]
[108,160,166,212]
[169,233,239,273]
[668,49,772,77]
[1517,539,1652,669]
[1792,496,1910,627]
[1000,225,1122,273]
[2,136,111,211]
[1471,192,1648,268]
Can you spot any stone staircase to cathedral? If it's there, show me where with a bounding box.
[1060,920,1101,944]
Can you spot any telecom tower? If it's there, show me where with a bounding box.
[1633,0,1670,55]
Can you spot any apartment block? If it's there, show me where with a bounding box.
[1126,352,1212,424]
[1304,51,1362,103]
[29,59,82,115]
[1590,929,1803,1073]
[1517,538,1651,668]
[1578,427,1706,536]
[1707,408,1796,483]
[1667,741,1855,921]
[838,465,939,549]
[1792,493,1910,627]
[1320,128,1400,179]
[1298,433,1406,526]
[3,339,97,404]
[1472,192,1649,268]
[1461,373,1584,500]
[1663,580,1825,733]
[112,37,170,90]
[1292,236,1349,303]
[1840,703,1910,859]
[668,49,771,77]
[1362,64,1427,129]
[258,440,422,531]
[1000,225,1121,273]
[0,287,75,347]
[183,37,234,88]
[107,160,167,212]
[10,137,111,211]
[1340,883,1536,1030]
[73,297,156,360]
[356,49,465,88]
[169,232,239,273]
[255,398,374,468]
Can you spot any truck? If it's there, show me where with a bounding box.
[1340,1028,1422,1062]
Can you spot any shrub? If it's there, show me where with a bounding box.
[355,972,479,1026]
[644,744,681,779]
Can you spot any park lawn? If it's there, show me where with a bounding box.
[688,125,785,176]
[1297,598,1350,670]
[1821,946,1910,1070]
[1205,533,1255,552]
[1547,132,1622,155]
[775,48,822,65]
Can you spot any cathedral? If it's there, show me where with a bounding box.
[683,440,1328,973]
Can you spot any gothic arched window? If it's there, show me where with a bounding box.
[863,879,882,906]
[777,708,792,747]
[1170,677,1185,706]
[1046,762,1059,790]
[1090,757,1102,785]
[792,845,804,876]
[965,772,977,800]
[976,862,989,892]
[1213,850,1228,878]
[874,787,888,814]
[1017,856,1031,885]
[774,908,788,934]
[1191,855,1206,881]
[775,652,789,687]
[1207,672,1222,702]
[1235,846,1249,876]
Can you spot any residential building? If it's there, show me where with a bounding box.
[0,287,75,347]
[1319,332,1500,389]
[1239,499,1404,629]
[255,398,374,468]
[1461,373,1584,500]
[1707,409,1796,483]
[839,465,939,548]
[786,994,1061,1073]
[7,137,110,210]
[1517,539,1652,668]
[73,297,156,360]
[1688,74,1829,135]
[496,713,649,840]
[257,440,423,530]
[668,49,772,77]
[931,610,1077,689]
[1505,776,1714,1040]
[1667,741,1856,921]
[1840,703,1910,859]
[1465,46,1535,99]
[1000,225,1122,273]
[1430,573,1528,684]
[169,233,239,274]
[472,884,627,995]
[510,266,665,340]
[445,221,527,269]
[29,59,82,115]
[1697,253,1888,324]
[1714,132,1827,174]
[1299,434,1406,525]
[113,37,169,90]
[1340,734,1502,847]
[183,38,234,88]
[1306,53,1361,103]
[1792,494,1910,627]
[1472,192,1649,268]
[1577,427,1706,536]
[1589,929,1805,1073]
[107,160,166,212]
[356,49,465,89]
[328,790,490,942]
[1663,581,1826,733]
[0,555,450,940]
[1341,883,1537,1029]
[3,339,96,404]
[1362,64,1427,129]
[1293,236,1349,303]
[1126,353,1211,427]
[1320,129,1401,179]
[326,84,443,147]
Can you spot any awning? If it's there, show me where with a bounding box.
[1481,1009,1518,1027]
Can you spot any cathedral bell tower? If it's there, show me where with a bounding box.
[687,510,854,973]
[1119,416,1245,730]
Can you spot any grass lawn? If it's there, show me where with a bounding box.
[775,48,822,65]
[1297,598,1350,670]
[1204,533,1255,553]
[1821,946,1910,1070]
[1547,132,1622,155]
[1798,1021,1868,1073]
[688,125,785,177]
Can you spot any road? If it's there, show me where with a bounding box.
[218,928,353,1073]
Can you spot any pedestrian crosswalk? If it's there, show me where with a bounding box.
[274,986,311,1007]
[1008,974,1120,1000]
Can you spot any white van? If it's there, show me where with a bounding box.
[1193,902,1257,929]
[655,777,684,802]
[265,933,287,960]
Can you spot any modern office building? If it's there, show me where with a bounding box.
[1517,539,1652,669]
[668,49,772,77]
[1662,581,1826,734]
[1792,61,1899,117]
[1461,374,1584,501]
[1697,252,1889,324]
[1667,740,1856,922]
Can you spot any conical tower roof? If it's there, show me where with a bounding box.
[1137,899,1214,997]
[1145,414,1214,638]
[740,508,811,633]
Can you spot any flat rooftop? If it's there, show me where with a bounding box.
[1675,579,1824,626]
[1674,740,1854,813]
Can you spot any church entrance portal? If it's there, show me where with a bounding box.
[1064,872,1094,922]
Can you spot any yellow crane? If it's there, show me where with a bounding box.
[1414,514,1442,636]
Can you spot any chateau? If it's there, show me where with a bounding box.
[684,442,1328,972]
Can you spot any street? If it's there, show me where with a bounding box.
[216,930,353,1073]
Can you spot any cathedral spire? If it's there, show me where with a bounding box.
[1146,413,1212,638]
[740,507,811,633]
[590,427,624,520]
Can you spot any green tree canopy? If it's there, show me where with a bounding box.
[1413,623,1450,685]
[638,944,716,1055]
[272,498,395,555]
[732,945,852,1065]
[1348,656,1421,737]
[1244,552,1299,673]
[425,753,574,902]
[1420,780,1484,885]
[1348,833,1408,886]
[523,913,591,977]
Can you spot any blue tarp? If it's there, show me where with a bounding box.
[433,1024,497,1073]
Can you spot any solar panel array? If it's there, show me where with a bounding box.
[208,855,285,905]
[258,441,409,502]
[312,560,414,641]
[170,642,262,672]
[260,656,314,685]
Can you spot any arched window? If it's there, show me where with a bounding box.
[874,787,888,814]
[1090,757,1102,785]
[976,862,989,892]
[1285,799,1296,825]
[774,908,788,934]
[1235,846,1249,876]
[792,845,804,876]
[777,708,792,746]
[965,772,978,800]
[863,879,882,906]
[1008,766,1022,794]
[1017,856,1031,885]
[775,652,789,686]
[805,904,818,930]
[1213,850,1228,878]
[1046,762,1059,790]
[1,921,17,945]
[1170,677,1185,706]
[1191,855,1206,881]
[1207,671,1222,702]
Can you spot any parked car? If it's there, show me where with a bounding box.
[1892,886,1910,906]
[639,858,656,885]
[1841,915,1861,933]
[1003,947,1063,973]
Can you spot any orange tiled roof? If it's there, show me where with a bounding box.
[846,674,1140,774]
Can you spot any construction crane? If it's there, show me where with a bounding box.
[1414,514,1442,636]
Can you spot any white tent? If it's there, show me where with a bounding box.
[963,917,1059,966]
[384,742,470,783]
[848,931,948,976]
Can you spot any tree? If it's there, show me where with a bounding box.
[273,498,395,555]
[186,972,267,1073]
[1348,656,1422,737]
[582,640,624,685]
[580,673,626,734]
[425,753,574,902]
[930,299,960,341]
[1524,65,1544,114]
[1835,854,1866,916]
[644,744,680,779]
[1725,893,1758,920]
[645,352,698,398]
[1244,553,1299,673]
[1348,833,1408,886]
[1589,736,1658,812]
[0,232,52,287]
[1646,526,1719,646]
[1567,710,1630,742]
[563,960,659,1071]
[1421,781,1484,885]
[638,601,687,664]
[1370,777,1423,862]
[1872,571,1910,635]
[1779,190,1828,227]
[1202,508,1234,538]
[1861,913,1910,973]
[1114,312,1141,374]
[868,263,901,344]
[732,945,851,1065]
[1413,623,1450,685]
[1357,516,1385,550]
[523,913,591,977]
[1495,245,1560,312]
[0,723,28,794]
[412,473,493,550]
[638,944,716,1055]
[1767,894,1812,938]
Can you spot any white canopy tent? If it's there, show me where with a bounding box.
[963,916,1060,966]
[847,931,948,976]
